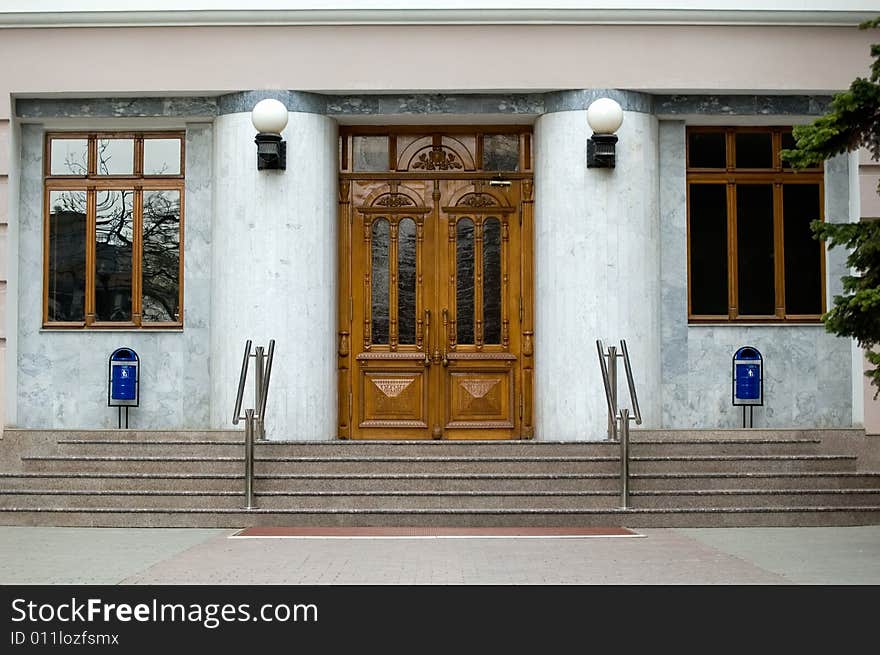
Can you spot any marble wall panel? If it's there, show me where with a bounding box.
[209,112,337,439]
[658,124,853,428]
[534,109,661,440]
[14,124,213,429]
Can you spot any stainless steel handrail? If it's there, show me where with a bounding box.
[620,339,642,426]
[597,338,641,509]
[232,339,276,510]
[596,340,618,441]
[232,339,252,426]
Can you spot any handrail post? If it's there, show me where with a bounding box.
[254,346,265,440]
[607,345,618,440]
[244,408,256,510]
[619,408,630,509]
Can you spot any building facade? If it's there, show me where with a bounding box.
[2,1,879,440]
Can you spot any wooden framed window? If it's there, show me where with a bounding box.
[43,132,184,328]
[686,126,825,322]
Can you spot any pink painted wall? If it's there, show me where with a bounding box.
[0,24,875,118]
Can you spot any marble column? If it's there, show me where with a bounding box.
[534,107,661,440]
[211,111,338,439]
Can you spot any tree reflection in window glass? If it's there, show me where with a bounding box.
[48,190,87,321]
[456,218,475,344]
[94,190,134,322]
[144,139,182,175]
[482,218,502,343]
[142,190,181,322]
[50,140,88,176]
[96,139,134,175]
[397,218,417,344]
[371,219,390,344]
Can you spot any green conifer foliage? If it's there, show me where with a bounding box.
[781,18,880,396]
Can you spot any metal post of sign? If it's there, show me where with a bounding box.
[117,406,131,429]
[742,406,754,428]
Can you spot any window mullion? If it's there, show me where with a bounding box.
[132,188,143,326]
[727,181,737,320]
[773,182,785,318]
[84,188,96,326]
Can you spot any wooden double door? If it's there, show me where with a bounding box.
[338,160,534,439]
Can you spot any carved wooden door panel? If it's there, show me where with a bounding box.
[347,180,436,439]
[437,180,522,439]
[338,128,534,440]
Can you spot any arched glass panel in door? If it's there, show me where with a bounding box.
[455,218,475,344]
[370,218,390,344]
[482,217,502,344]
[397,218,417,344]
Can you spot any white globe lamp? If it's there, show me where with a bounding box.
[586,97,623,169]
[251,99,288,170]
[251,98,289,135]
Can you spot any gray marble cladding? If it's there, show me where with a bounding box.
[658,122,853,428]
[14,124,213,429]
[544,89,653,114]
[217,91,325,116]
[683,326,850,428]
[655,95,833,116]
[16,97,218,119]
[18,92,835,120]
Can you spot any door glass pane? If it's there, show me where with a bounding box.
[483,134,519,171]
[456,218,475,344]
[689,184,728,315]
[398,218,417,344]
[50,139,89,175]
[371,219,390,344]
[688,132,726,168]
[783,184,822,315]
[144,138,182,175]
[735,132,773,168]
[47,190,87,321]
[353,136,389,172]
[96,138,134,175]
[94,190,134,322]
[482,218,502,343]
[736,184,775,315]
[142,190,181,322]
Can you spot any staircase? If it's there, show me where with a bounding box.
[1,428,879,527]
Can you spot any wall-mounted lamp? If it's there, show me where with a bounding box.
[586,97,624,168]
[251,99,288,171]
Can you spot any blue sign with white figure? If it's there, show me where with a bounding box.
[108,348,139,407]
[732,346,763,406]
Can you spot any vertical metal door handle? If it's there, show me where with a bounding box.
[441,308,449,366]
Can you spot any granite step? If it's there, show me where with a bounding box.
[51,438,825,459]
[630,471,880,490]
[630,455,856,474]
[1,506,878,528]
[19,455,624,475]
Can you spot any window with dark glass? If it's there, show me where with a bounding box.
[44,132,184,327]
[687,127,824,321]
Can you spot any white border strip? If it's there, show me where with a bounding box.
[0,9,875,28]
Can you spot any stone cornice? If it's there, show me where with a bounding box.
[0,8,875,29]
[15,92,836,120]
